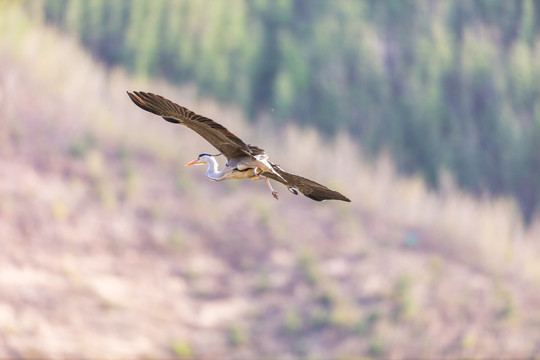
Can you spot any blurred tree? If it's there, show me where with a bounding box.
[64,0,83,36]
[29,0,540,222]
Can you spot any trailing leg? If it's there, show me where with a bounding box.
[265,177,279,200]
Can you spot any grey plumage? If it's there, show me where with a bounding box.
[127,91,350,202]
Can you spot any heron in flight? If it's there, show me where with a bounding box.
[127,91,350,202]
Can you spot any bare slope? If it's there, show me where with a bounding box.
[2,4,540,359]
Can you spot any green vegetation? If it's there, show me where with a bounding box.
[390,275,418,321]
[283,308,302,333]
[169,230,185,250]
[368,338,386,357]
[298,250,321,287]
[227,324,248,347]
[171,340,193,359]
[24,0,540,222]
[354,311,380,335]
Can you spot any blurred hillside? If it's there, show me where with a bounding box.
[3,2,540,359]
[23,0,540,222]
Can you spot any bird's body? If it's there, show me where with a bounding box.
[127,91,350,202]
[198,154,259,181]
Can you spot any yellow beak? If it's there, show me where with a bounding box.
[185,159,203,166]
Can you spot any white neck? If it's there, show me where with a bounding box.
[204,156,228,181]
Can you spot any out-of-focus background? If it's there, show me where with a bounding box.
[1,0,540,358]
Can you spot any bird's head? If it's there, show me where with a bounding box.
[185,153,220,166]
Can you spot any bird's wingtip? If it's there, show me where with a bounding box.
[336,194,351,202]
[127,90,144,97]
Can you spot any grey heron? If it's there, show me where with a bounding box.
[127,91,350,202]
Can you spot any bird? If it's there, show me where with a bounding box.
[127,91,351,202]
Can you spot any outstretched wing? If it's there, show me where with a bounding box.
[265,164,351,202]
[127,91,262,160]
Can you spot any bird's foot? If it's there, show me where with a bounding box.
[265,177,278,200]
